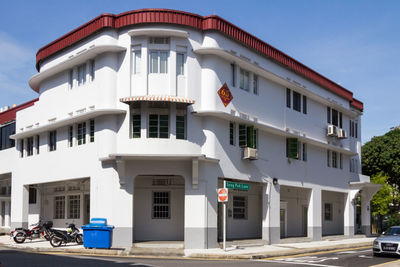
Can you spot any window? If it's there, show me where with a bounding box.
[68,69,73,89]
[54,196,65,219]
[68,195,80,219]
[302,143,307,162]
[133,49,141,74]
[77,122,86,145]
[327,107,342,127]
[293,91,301,112]
[149,37,169,44]
[149,51,168,74]
[27,137,33,156]
[231,63,236,87]
[176,53,185,75]
[332,151,337,168]
[20,139,24,157]
[238,124,257,148]
[327,150,339,168]
[176,115,185,140]
[77,64,86,85]
[29,186,37,204]
[253,75,258,95]
[36,135,40,154]
[90,120,95,142]
[286,88,291,108]
[49,131,56,152]
[68,126,73,147]
[153,191,170,219]
[324,203,332,221]
[149,114,169,138]
[0,122,15,150]
[229,122,235,146]
[303,95,307,114]
[233,196,247,219]
[350,120,358,138]
[239,68,250,91]
[132,114,141,138]
[90,60,95,81]
[286,138,298,159]
[350,157,358,173]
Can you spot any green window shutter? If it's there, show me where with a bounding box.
[288,138,298,159]
[239,124,247,147]
[247,126,254,148]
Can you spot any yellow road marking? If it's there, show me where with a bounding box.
[259,245,372,260]
[370,258,400,267]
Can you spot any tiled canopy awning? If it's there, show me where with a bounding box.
[120,95,195,104]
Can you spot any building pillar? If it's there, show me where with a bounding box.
[184,162,218,249]
[170,103,176,139]
[5,200,10,227]
[10,183,29,229]
[262,181,280,244]
[0,201,3,226]
[307,188,322,241]
[344,190,358,237]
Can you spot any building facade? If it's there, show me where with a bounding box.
[0,9,379,248]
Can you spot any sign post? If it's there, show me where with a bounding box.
[218,181,228,251]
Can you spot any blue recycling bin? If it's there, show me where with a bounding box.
[81,218,114,249]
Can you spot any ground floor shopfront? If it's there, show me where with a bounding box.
[8,159,379,249]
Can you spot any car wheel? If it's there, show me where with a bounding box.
[373,252,380,257]
[50,236,63,247]
[13,232,26,244]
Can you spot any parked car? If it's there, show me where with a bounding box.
[373,226,400,256]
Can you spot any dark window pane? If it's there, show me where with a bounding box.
[286,88,291,108]
[303,95,307,114]
[293,91,301,112]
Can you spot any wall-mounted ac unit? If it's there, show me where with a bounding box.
[243,147,258,160]
[338,129,347,139]
[327,125,338,137]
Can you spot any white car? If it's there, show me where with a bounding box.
[373,226,400,256]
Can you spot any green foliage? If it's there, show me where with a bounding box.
[362,129,400,186]
[370,173,394,216]
[387,213,400,229]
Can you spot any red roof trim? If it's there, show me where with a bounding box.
[0,98,39,125]
[35,8,363,111]
[350,98,363,112]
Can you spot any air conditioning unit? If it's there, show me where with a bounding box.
[327,125,338,137]
[338,129,347,139]
[243,147,258,160]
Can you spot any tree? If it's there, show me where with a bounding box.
[362,129,400,186]
[370,173,394,217]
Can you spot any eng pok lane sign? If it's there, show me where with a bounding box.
[218,188,228,202]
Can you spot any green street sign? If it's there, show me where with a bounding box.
[225,181,250,191]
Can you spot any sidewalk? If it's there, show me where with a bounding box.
[0,234,374,259]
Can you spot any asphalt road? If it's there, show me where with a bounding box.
[0,246,399,267]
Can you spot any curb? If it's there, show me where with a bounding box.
[0,241,373,260]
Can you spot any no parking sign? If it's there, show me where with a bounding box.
[218,188,228,202]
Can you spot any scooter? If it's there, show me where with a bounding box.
[11,221,54,243]
[49,223,83,247]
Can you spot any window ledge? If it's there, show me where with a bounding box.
[128,28,189,38]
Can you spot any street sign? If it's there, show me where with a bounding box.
[218,188,228,202]
[225,181,250,191]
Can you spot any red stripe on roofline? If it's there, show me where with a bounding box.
[350,98,363,112]
[0,98,38,125]
[34,8,363,111]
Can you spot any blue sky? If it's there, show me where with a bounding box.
[0,0,398,143]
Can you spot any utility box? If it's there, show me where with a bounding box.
[81,218,114,249]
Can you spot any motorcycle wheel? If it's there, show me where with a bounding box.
[13,232,26,243]
[75,234,83,245]
[50,236,63,247]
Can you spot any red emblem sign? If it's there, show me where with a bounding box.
[218,83,233,107]
[218,188,228,202]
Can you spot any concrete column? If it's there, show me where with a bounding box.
[0,201,3,226]
[141,102,148,138]
[307,188,322,241]
[5,200,10,227]
[262,181,280,244]
[344,190,358,237]
[142,41,149,94]
[170,103,176,139]
[10,183,29,229]
[184,162,218,249]
[361,190,372,236]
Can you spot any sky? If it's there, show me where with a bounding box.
[0,0,398,143]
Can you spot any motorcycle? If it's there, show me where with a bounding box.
[11,220,54,244]
[49,223,83,247]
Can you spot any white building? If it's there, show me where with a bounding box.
[0,9,379,248]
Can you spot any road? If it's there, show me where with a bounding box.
[0,246,399,267]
